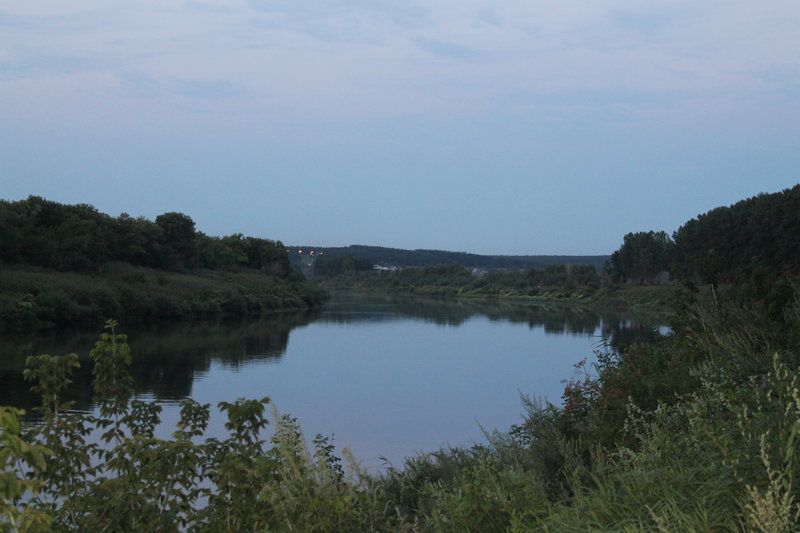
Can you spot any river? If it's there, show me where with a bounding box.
[0,294,664,468]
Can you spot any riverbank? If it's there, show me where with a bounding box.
[0,263,329,333]
[318,274,676,311]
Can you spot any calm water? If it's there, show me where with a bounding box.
[0,295,664,468]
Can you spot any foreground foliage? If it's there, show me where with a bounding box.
[2,278,800,531]
[3,321,382,532]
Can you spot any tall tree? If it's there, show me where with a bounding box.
[673,184,800,283]
[610,231,673,285]
[155,212,197,269]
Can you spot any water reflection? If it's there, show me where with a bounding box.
[0,295,665,417]
[319,294,665,342]
[0,309,321,415]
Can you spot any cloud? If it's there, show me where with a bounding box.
[0,9,30,28]
[414,38,483,60]
[750,68,800,100]
[0,45,115,79]
[113,70,250,104]
[2,1,800,126]
[184,1,239,14]
[247,0,427,44]
[609,7,684,37]
[172,79,248,99]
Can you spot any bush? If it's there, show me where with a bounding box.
[3,321,382,532]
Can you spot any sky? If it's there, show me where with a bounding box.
[1,1,799,255]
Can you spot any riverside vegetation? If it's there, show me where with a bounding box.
[0,197,328,332]
[2,278,800,531]
[2,184,800,530]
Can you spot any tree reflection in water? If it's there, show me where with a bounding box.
[0,295,666,419]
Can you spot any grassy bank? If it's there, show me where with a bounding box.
[362,278,800,531]
[0,263,328,332]
[319,270,676,310]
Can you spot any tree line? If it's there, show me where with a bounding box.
[609,183,800,285]
[308,184,800,299]
[0,196,291,276]
[315,261,604,300]
[288,244,609,271]
[0,197,329,332]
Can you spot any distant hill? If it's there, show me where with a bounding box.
[287,244,610,272]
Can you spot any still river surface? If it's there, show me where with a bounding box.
[0,295,664,469]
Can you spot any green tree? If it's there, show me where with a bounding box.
[610,231,673,285]
[313,254,362,278]
[155,212,197,269]
[111,213,163,267]
[0,201,25,265]
[673,184,800,283]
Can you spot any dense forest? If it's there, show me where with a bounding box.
[674,184,800,283]
[0,196,327,331]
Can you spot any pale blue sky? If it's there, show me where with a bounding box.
[2,1,799,255]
